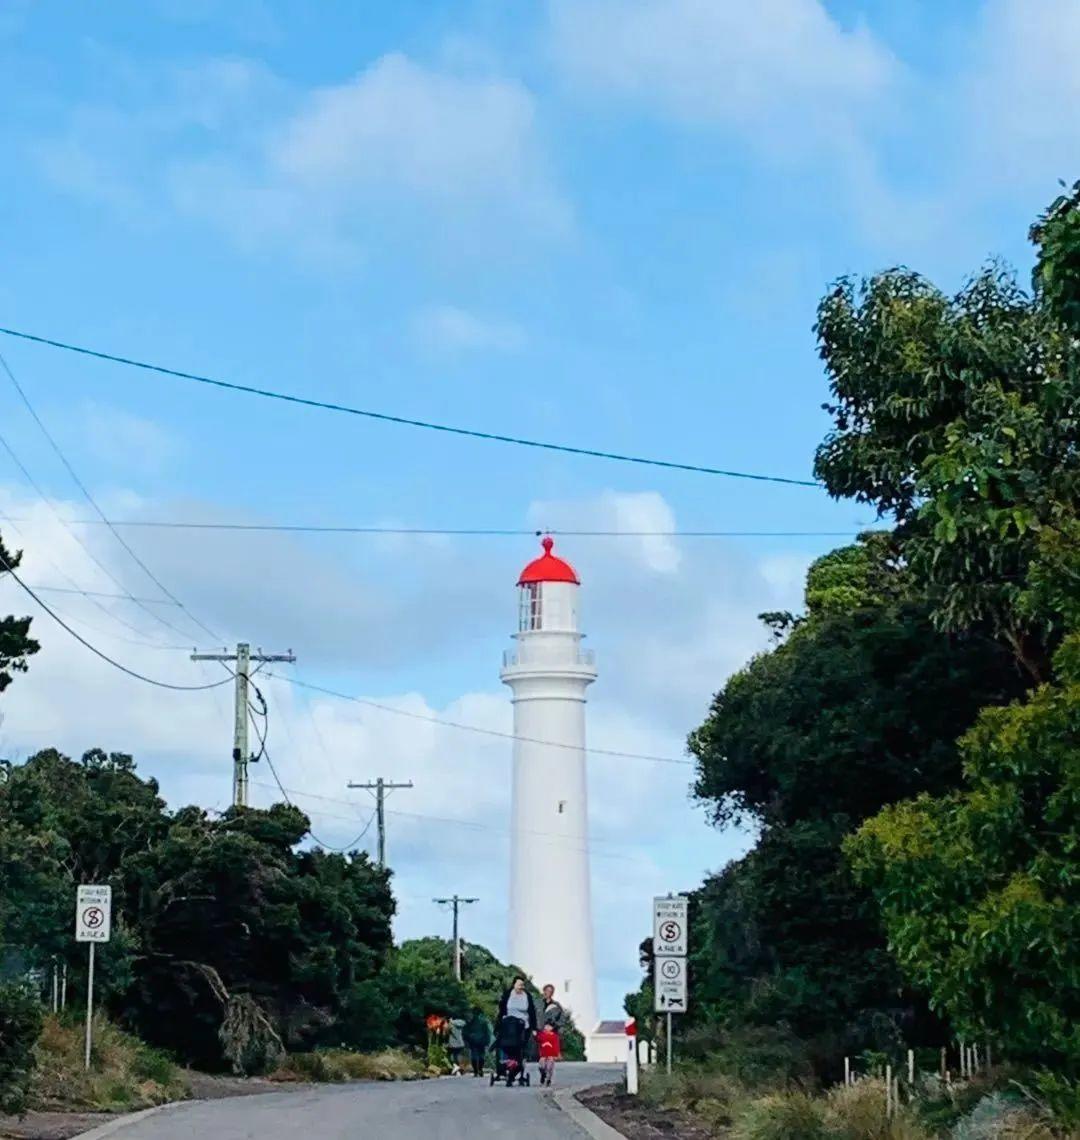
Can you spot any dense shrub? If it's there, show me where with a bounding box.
[0,982,42,1115]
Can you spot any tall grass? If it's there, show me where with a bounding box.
[31,1014,188,1111]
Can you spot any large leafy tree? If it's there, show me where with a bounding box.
[677,538,1025,1069]
[842,183,1080,1077]
[813,241,1080,680]
[0,531,39,693]
[0,748,396,1070]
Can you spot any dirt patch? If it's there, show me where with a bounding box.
[577,1084,718,1140]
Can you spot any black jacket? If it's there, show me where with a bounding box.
[497,987,538,1033]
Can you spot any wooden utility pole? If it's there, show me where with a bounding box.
[347,778,413,866]
[191,643,295,807]
[433,895,478,980]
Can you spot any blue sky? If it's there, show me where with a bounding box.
[0,0,1076,1019]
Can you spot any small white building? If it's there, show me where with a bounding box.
[587,1020,631,1064]
[501,538,599,1047]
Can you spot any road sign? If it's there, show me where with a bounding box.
[654,954,688,1013]
[75,885,112,943]
[653,895,688,956]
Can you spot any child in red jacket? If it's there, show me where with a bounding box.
[537,1020,561,1086]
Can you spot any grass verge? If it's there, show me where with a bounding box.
[31,1015,188,1113]
[270,1049,427,1083]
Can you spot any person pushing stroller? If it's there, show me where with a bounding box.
[492,976,537,1087]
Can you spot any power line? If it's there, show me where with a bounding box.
[0,326,820,488]
[0,509,190,649]
[258,742,378,853]
[247,779,648,864]
[42,518,859,538]
[0,347,221,640]
[263,671,693,766]
[0,434,199,643]
[21,584,184,605]
[0,550,232,692]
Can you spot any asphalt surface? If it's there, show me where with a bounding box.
[107,1063,621,1140]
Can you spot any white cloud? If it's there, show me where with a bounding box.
[959,0,1080,194]
[0,484,806,1013]
[548,0,895,156]
[413,305,526,355]
[31,52,568,259]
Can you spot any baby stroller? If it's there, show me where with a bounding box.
[489,1015,531,1087]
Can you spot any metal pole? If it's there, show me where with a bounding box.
[61,960,67,1010]
[666,1012,672,1074]
[51,959,58,1013]
[84,943,95,1070]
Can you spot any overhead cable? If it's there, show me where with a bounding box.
[52,518,859,538]
[0,348,221,640]
[0,551,231,692]
[264,671,693,767]
[0,326,820,488]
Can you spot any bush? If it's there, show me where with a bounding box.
[706,1026,817,1088]
[825,1079,930,1140]
[733,1091,829,1140]
[271,1048,424,1083]
[641,1066,745,1131]
[0,982,43,1115]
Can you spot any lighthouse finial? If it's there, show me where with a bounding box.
[542,535,554,554]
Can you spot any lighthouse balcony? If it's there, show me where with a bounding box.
[502,646,596,670]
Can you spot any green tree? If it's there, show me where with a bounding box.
[813,258,1075,680]
[847,635,1080,1070]
[676,539,1025,1071]
[0,531,39,693]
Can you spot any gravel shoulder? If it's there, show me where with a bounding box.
[576,1083,716,1140]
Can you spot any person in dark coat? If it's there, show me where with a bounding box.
[462,1007,492,1077]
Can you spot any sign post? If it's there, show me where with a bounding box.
[653,895,689,1075]
[75,886,112,1071]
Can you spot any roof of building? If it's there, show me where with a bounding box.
[517,536,580,586]
[592,1020,627,1035]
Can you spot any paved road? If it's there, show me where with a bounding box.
[106,1063,620,1140]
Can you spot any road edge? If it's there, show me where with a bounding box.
[71,1100,189,1140]
[553,1088,628,1139]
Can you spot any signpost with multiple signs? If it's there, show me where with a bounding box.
[653,895,689,1075]
[75,886,111,1070]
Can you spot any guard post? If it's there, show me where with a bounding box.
[626,1017,639,1094]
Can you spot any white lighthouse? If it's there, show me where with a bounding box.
[501,537,598,1042]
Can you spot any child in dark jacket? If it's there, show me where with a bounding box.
[536,1020,561,1086]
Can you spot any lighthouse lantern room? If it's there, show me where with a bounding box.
[501,536,598,1046]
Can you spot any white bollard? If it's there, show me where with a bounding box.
[626,1020,639,1095]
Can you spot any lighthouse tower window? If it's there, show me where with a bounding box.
[519,583,543,631]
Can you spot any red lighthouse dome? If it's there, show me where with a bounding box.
[517,536,580,586]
